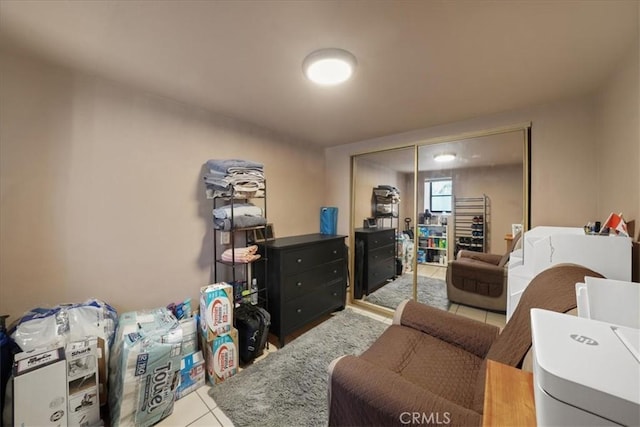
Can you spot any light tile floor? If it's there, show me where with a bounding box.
[157,264,505,426]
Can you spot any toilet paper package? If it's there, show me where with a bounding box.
[179,317,198,356]
[108,308,183,427]
[200,283,233,341]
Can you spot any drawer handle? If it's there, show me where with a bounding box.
[297,258,303,263]
[332,249,337,254]
[296,308,302,313]
[333,269,338,274]
[333,292,338,297]
[296,282,303,287]
[373,240,378,244]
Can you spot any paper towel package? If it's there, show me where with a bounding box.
[66,337,101,426]
[200,283,233,341]
[13,347,68,426]
[108,308,183,427]
[202,328,238,385]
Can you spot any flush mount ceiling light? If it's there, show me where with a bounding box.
[434,153,457,162]
[303,48,357,86]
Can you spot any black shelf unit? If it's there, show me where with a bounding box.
[210,186,270,309]
[371,186,401,276]
[453,195,488,256]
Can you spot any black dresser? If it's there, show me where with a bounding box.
[256,233,347,347]
[354,228,396,299]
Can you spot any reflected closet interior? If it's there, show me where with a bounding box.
[350,126,530,315]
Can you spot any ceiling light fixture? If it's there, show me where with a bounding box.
[303,48,357,86]
[434,153,456,162]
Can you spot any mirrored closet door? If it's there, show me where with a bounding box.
[351,146,416,312]
[349,125,530,315]
[415,129,529,311]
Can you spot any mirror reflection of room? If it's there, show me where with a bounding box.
[352,129,526,315]
[419,130,525,314]
[352,147,415,310]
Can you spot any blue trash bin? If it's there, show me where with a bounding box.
[320,207,338,235]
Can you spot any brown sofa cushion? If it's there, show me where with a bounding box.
[360,325,485,409]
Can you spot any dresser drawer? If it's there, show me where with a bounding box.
[282,282,345,331]
[367,260,395,286]
[281,239,344,275]
[367,245,395,264]
[363,229,395,250]
[282,259,345,301]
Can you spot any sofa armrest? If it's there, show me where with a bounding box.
[328,355,483,427]
[458,250,503,265]
[393,300,499,358]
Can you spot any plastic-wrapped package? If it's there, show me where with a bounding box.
[108,307,183,427]
[11,299,117,356]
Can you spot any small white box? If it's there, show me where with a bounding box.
[66,337,101,426]
[200,283,233,341]
[13,347,68,426]
[175,351,205,400]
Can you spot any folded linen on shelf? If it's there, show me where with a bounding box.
[214,216,267,231]
[206,159,264,175]
[373,185,400,204]
[212,203,266,230]
[221,245,261,263]
[203,159,265,199]
[213,203,263,220]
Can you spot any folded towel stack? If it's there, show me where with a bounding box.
[212,203,267,231]
[221,245,261,263]
[204,159,265,199]
[373,185,401,204]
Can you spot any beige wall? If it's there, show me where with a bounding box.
[0,49,325,320]
[595,44,639,229]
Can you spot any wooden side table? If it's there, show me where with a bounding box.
[482,359,536,426]
[504,234,514,252]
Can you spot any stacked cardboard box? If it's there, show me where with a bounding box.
[66,338,101,426]
[13,347,68,426]
[175,350,205,400]
[199,283,238,385]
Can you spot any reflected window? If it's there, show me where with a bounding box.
[425,179,452,213]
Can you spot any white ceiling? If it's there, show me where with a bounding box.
[0,1,637,147]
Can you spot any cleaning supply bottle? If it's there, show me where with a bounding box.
[250,279,258,305]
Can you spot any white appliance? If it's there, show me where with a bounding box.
[531,309,639,426]
[506,226,632,321]
[576,277,640,329]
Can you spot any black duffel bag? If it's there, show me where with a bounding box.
[234,303,271,364]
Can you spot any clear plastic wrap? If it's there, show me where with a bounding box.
[11,299,118,354]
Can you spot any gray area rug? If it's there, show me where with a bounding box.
[209,309,388,427]
[364,274,450,311]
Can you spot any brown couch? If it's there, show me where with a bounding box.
[328,264,603,427]
[445,232,521,312]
